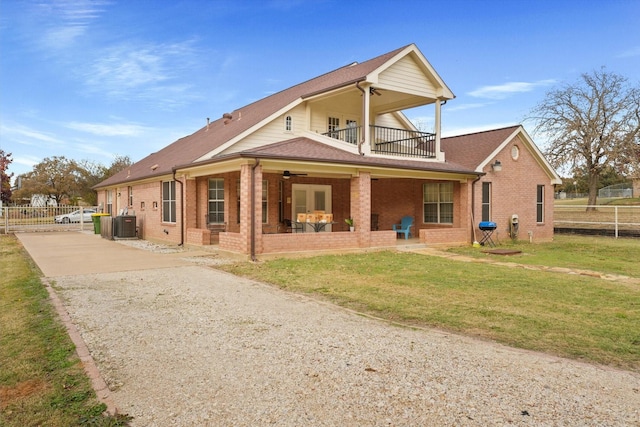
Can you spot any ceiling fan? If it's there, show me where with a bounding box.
[282,170,307,180]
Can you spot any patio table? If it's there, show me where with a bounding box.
[295,221,336,232]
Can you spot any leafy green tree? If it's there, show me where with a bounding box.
[12,156,84,205]
[530,69,640,209]
[0,149,13,206]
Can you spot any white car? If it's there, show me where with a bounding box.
[54,209,97,224]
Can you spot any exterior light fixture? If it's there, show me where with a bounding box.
[492,160,502,172]
[283,171,291,180]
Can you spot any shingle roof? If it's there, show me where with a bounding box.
[236,137,477,175]
[440,125,521,170]
[96,45,412,188]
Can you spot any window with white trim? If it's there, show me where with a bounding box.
[328,116,339,137]
[208,178,225,224]
[106,190,113,215]
[423,182,453,224]
[162,181,176,223]
[285,115,292,131]
[128,186,133,207]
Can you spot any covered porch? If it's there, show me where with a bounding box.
[181,160,474,257]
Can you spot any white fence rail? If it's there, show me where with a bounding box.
[1,206,101,233]
[554,205,640,238]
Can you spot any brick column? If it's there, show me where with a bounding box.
[183,177,197,230]
[238,163,264,256]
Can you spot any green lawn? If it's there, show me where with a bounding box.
[0,234,131,427]
[448,234,640,277]
[219,235,640,372]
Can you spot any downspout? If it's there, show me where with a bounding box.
[250,158,260,262]
[470,174,482,243]
[355,81,366,155]
[173,168,184,246]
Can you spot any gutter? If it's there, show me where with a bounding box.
[470,174,484,243]
[173,168,184,246]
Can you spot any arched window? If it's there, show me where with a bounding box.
[285,115,292,131]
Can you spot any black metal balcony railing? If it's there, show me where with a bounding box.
[322,125,436,158]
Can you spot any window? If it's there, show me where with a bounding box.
[346,119,358,144]
[162,181,176,223]
[278,180,284,222]
[536,185,544,223]
[328,116,340,138]
[262,180,268,223]
[209,178,225,224]
[128,186,133,207]
[481,182,491,221]
[106,190,113,215]
[285,115,292,131]
[423,182,454,224]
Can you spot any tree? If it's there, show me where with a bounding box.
[12,156,85,205]
[103,155,133,179]
[0,149,13,206]
[530,69,640,209]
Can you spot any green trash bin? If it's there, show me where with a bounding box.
[91,213,110,234]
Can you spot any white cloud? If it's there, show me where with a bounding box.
[468,79,556,100]
[66,121,148,137]
[0,122,62,144]
[82,40,200,108]
[616,46,640,58]
[445,103,488,112]
[35,0,111,50]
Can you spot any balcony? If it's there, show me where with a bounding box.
[322,125,436,158]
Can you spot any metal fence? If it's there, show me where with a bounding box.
[554,205,640,238]
[1,206,100,233]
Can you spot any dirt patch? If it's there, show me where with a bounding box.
[482,249,523,256]
[0,379,48,410]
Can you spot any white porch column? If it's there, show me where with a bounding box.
[435,99,444,161]
[361,85,372,156]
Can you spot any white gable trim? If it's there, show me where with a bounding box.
[366,44,455,100]
[478,126,562,184]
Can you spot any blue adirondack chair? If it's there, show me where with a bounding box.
[392,216,414,239]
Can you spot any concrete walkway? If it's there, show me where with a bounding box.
[15,231,196,277]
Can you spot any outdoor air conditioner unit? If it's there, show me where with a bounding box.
[113,215,137,239]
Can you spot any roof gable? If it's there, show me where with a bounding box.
[96,44,458,189]
[441,125,561,183]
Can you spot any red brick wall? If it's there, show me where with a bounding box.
[473,135,555,243]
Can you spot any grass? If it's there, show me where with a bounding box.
[449,234,640,277]
[0,234,131,427]
[219,236,640,372]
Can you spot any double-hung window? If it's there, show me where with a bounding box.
[162,181,176,223]
[209,178,225,224]
[424,182,454,224]
[106,190,113,215]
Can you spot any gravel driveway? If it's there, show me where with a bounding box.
[49,250,639,426]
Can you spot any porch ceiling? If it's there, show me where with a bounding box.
[309,86,437,116]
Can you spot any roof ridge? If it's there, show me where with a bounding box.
[219,44,412,117]
[443,124,521,140]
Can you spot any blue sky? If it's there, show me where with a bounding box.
[1,0,639,180]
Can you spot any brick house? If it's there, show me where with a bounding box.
[94,44,561,257]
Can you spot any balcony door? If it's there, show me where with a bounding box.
[292,184,332,232]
